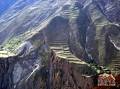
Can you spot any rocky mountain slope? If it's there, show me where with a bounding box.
[0,0,120,89]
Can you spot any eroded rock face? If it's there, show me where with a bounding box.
[49,53,95,89]
[0,57,15,89]
[0,43,44,89]
[0,49,95,89]
[13,63,23,85]
[14,52,96,89]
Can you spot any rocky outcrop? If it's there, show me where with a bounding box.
[0,42,44,89]
[0,47,94,89]
[0,57,16,89]
[49,51,95,89]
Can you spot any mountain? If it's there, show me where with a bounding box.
[0,0,120,89]
[0,0,69,44]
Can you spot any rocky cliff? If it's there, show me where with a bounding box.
[0,0,120,89]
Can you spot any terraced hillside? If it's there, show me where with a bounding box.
[110,51,120,75]
[49,40,87,65]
